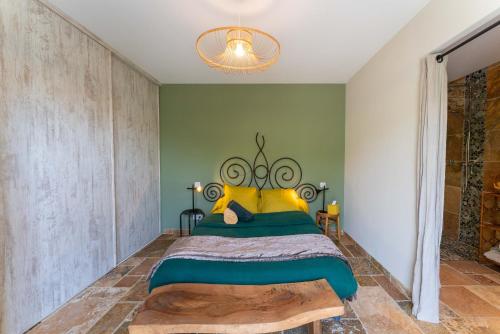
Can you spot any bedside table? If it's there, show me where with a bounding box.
[179,208,205,236]
[316,210,341,240]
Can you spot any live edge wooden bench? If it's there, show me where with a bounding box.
[129,279,344,334]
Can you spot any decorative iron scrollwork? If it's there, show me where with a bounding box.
[269,157,302,189]
[203,133,322,203]
[252,134,270,190]
[295,183,319,202]
[220,157,253,187]
[203,182,224,202]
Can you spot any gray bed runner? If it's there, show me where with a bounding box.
[150,234,348,278]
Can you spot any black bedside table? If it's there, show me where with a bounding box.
[179,208,205,236]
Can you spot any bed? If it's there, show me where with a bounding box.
[133,133,357,333]
[149,211,357,300]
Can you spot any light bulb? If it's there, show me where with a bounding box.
[234,42,246,57]
[194,182,202,192]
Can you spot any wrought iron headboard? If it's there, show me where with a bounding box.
[203,133,323,203]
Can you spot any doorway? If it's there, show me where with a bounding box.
[441,23,500,268]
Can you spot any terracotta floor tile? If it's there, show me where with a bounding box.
[440,286,500,317]
[93,265,134,287]
[133,239,173,258]
[466,286,500,309]
[355,275,379,287]
[114,275,142,288]
[373,275,409,301]
[397,301,413,316]
[29,298,114,334]
[121,281,149,302]
[322,318,366,333]
[349,286,423,334]
[478,317,500,334]
[113,321,131,334]
[343,301,357,319]
[27,234,500,334]
[440,264,479,285]
[444,260,498,275]
[158,233,176,240]
[86,302,136,334]
[468,274,500,285]
[28,287,127,334]
[415,320,452,334]
[370,259,390,277]
[119,257,145,267]
[76,287,129,301]
[339,233,356,246]
[125,302,142,321]
[127,258,160,275]
[336,243,354,257]
[345,244,368,257]
[348,257,382,276]
[485,274,500,284]
[442,317,500,334]
[439,302,459,320]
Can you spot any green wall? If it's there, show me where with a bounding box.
[160,84,345,230]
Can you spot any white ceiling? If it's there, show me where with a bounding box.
[46,0,430,84]
[447,23,500,82]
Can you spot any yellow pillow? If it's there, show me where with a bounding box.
[211,184,260,214]
[297,197,309,213]
[260,188,309,213]
[211,197,225,214]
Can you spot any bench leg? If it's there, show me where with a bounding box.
[308,320,321,334]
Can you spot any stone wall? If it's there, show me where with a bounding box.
[443,61,500,260]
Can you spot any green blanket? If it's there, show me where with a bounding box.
[149,211,357,299]
[192,211,323,237]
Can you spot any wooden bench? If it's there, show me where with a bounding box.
[129,279,344,334]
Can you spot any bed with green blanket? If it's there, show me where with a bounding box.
[149,211,357,300]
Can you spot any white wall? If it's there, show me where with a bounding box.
[345,0,500,289]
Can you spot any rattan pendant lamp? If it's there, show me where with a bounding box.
[196,24,280,73]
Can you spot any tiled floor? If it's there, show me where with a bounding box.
[28,233,500,334]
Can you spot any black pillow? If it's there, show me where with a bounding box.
[227,200,254,222]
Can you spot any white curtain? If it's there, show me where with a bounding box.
[412,54,448,323]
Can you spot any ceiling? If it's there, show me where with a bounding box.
[447,23,500,82]
[46,0,430,84]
